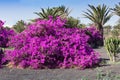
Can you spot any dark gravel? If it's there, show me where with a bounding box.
[0,47,120,80]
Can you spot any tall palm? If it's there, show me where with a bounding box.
[112,3,120,16]
[83,4,111,45]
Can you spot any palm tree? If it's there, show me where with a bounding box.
[112,3,120,16]
[83,4,112,45]
[34,6,70,19]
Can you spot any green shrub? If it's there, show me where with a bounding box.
[105,37,120,62]
[111,29,119,38]
[65,16,85,28]
[13,20,26,33]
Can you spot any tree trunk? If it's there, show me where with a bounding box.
[98,24,104,46]
[112,55,116,62]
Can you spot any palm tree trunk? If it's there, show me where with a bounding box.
[112,55,116,62]
[98,24,104,46]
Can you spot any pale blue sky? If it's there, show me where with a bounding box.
[0,0,120,27]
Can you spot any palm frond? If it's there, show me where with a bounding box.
[83,4,111,26]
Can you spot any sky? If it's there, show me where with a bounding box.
[0,0,120,27]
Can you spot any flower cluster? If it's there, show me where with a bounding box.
[0,20,4,27]
[0,48,4,68]
[85,27,103,48]
[0,20,16,67]
[5,16,100,69]
[0,21,16,48]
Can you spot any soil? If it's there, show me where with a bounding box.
[0,47,120,80]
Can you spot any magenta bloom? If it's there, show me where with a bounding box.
[5,16,100,69]
[0,20,16,68]
[0,20,4,27]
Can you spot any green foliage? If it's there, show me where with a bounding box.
[113,19,120,36]
[81,78,88,80]
[34,7,60,19]
[65,16,83,28]
[114,24,120,30]
[105,37,120,62]
[83,4,111,46]
[111,29,119,37]
[112,3,120,16]
[65,17,86,28]
[79,24,86,28]
[81,70,120,80]
[112,24,120,38]
[104,25,111,35]
[96,70,120,80]
[83,4,111,27]
[53,5,71,18]
[5,26,11,30]
[104,25,111,29]
[34,5,70,19]
[13,20,26,33]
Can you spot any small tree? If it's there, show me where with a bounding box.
[104,25,111,35]
[13,20,26,33]
[113,24,120,37]
[111,29,119,38]
[114,24,120,30]
[65,16,81,28]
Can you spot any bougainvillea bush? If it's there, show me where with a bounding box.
[0,48,4,68]
[0,20,16,48]
[5,16,100,69]
[85,27,103,48]
[0,20,16,67]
